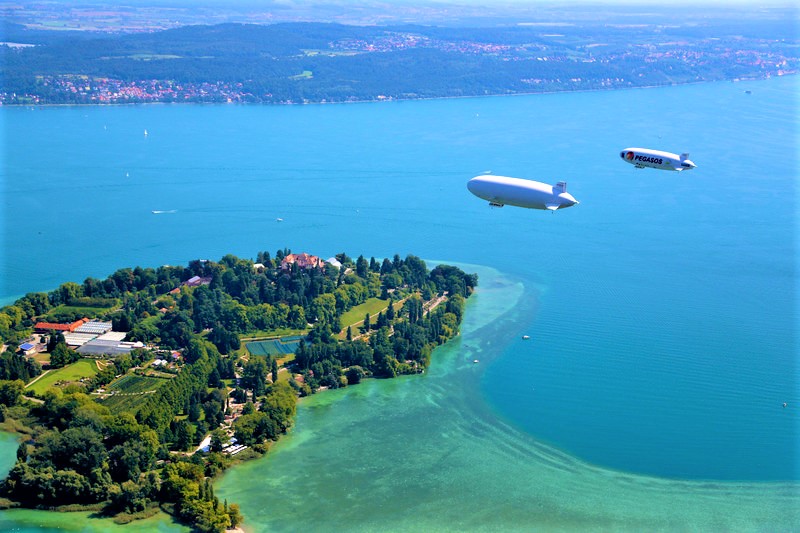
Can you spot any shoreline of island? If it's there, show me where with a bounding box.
[0,251,477,532]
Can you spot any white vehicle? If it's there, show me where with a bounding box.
[620,147,696,171]
[467,175,579,211]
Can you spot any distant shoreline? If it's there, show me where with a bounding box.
[2,75,788,109]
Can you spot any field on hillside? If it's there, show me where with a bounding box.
[27,359,99,394]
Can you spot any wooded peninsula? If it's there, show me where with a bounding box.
[0,250,477,532]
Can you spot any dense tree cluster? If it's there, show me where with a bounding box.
[1,345,238,531]
[4,395,158,508]
[48,342,80,368]
[0,350,42,382]
[293,292,469,389]
[233,382,296,446]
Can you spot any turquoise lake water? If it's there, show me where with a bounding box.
[1,76,798,530]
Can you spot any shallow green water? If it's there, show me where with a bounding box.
[215,264,799,531]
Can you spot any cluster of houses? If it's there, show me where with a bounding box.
[199,435,247,456]
[253,253,342,273]
[21,319,144,359]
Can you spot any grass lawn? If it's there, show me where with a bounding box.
[339,298,390,332]
[32,353,51,366]
[275,368,292,384]
[27,359,99,395]
[276,353,295,367]
[43,302,118,321]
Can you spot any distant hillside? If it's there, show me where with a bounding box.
[1,20,797,104]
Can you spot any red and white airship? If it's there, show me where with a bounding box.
[620,147,696,171]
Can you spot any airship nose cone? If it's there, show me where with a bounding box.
[467,176,489,196]
[561,193,579,207]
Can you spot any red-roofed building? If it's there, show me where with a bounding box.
[34,319,87,333]
[280,253,325,271]
[183,276,212,287]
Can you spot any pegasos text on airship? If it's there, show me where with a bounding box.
[620,147,696,171]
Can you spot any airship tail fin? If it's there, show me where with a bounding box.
[553,181,567,193]
[545,204,560,211]
[680,153,690,161]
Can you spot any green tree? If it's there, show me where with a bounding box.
[355,255,369,278]
[174,420,196,451]
[37,426,107,477]
[270,357,279,383]
[46,332,65,353]
[260,382,297,433]
[112,480,147,513]
[210,429,227,453]
[242,357,268,397]
[185,338,208,365]
[345,366,365,385]
[0,379,24,406]
[108,435,158,483]
[49,343,79,368]
[233,411,273,446]
[228,502,243,528]
[16,441,27,462]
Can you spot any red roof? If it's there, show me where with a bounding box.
[281,253,325,270]
[34,319,86,332]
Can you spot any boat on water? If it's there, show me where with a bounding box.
[522,335,530,340]
[152,209,177,214]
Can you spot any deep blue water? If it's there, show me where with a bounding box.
[2,77,797,486]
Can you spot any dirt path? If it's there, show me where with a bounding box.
[24,369,51,389]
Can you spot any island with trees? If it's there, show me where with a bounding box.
[0,250,477,532]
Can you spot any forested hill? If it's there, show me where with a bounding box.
[1,18,796,105]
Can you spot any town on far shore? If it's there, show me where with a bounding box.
[0,249,477,532]
[2,6,796,106]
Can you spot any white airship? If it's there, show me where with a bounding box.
[467,175,579,211]
[620,147,696,171]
